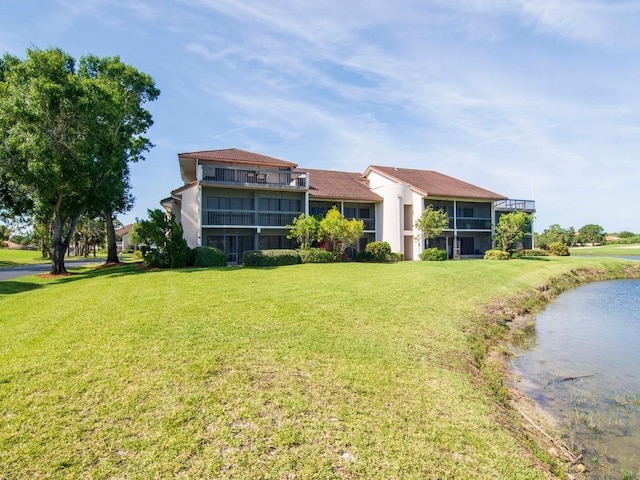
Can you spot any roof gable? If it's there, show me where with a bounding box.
[366,166,506,200]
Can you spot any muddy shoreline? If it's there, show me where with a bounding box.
[485,262,640,479]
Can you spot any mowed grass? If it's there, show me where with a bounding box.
[0,248,49,267]
[571,243,640,256]
[0,257,633,479]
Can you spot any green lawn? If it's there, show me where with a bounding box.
[570,243,640,257]
[0,248,49,267]
[1,257,638,479]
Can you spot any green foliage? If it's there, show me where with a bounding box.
[484,249,511,260]
[0,224,9,241]
[535,224,575,249]
[420,247,448,261]
[415,205,450,247]
[0,48,158,273]
[192,246,226,267]
[609,235,640,245]
[548,242,570,256]
[286,214,318,249]
[8,234,31,245]
[298,247,334,264]
[615,231,638,239]
[577,224,606,245]
[72,215,106,257]
[135,209,191,268]
[364,241,392,261]
[510,249,549,258]
[317,207,364,260]
[388,252,404,262]
[495,211,532,251]
[242,249,300,267]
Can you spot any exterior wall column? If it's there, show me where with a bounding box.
[197,184,202,247]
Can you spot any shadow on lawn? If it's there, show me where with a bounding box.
[56,262,154,283]
[0,263,152,296]
[0,281,44,295]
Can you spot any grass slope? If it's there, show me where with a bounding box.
[0,248,49,267]
[570,243,640,257]
[1,257,637,479]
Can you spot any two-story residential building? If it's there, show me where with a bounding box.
[163,148,534,262]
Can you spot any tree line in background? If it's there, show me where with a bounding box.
[534,223,640,248]
[0,47,159,274]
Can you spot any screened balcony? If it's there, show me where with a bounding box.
[198,165,308,189]
[203,210,300,227]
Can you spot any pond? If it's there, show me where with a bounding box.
[512,279,640,479]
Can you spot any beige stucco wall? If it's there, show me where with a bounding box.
[180,185,200,248]
[366,171,411,254]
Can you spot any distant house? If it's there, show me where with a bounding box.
[115,224,134,251]
[162,148,535,262]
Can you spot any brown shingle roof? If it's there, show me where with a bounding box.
[115,224,134,236]
[305,168,382,202]
[367,166,506,200]
[179,148,297,168]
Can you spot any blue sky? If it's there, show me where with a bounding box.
[1,0,639,233]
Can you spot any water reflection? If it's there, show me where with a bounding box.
[512,279,640,479]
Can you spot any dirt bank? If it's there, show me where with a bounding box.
[484,262,640,479]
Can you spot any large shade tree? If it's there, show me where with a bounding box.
[577,224,606,246]
[78,55,159,263]
[0,48,158,273]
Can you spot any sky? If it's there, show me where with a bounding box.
[1,0,639,234]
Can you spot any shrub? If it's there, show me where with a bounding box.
[192,246,227,267]
[132,250,143,261]
[243,249,300,267]
[388,252,404,262]
[299,247,334,264]
[484,249,511,260]
[511,248,549,258]
[136,209,191,268]
[0,240,6,249]
[365,241,392,261]
[548,242,570,256]
[355,250,374,262]
[420,247,448,261]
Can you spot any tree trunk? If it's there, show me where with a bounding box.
[50,216,68,275]
[49,212,82,275]
[105,210,119,263]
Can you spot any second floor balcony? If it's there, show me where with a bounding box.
[203,210,301,227]
[495,199,536,212]
[455,217,492,230]
[198,165,308,189]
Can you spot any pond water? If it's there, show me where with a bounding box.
[512,279,640,479]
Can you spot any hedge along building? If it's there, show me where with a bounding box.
[161,148,535,263]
